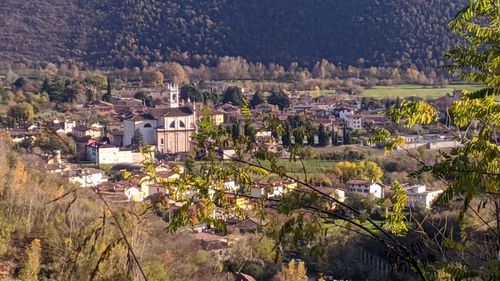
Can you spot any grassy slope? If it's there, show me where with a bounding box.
[362,84,484,99]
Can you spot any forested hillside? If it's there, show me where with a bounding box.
[0,0,466,69]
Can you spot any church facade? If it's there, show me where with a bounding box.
[122,84,196,154]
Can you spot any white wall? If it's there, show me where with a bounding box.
[97,147,151,165]
[135,120,158,145]
[69,173,106,188]
[123,120,158,146]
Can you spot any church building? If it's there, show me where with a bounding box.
[123,84,196,154]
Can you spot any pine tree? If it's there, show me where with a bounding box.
[131,129,145,147]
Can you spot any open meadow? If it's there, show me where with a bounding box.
[361,84,484,99]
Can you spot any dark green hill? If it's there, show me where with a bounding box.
[0,0,466,69]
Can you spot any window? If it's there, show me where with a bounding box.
[179,121,185,128]
[144,123,152,128]
[169,121,175,128]
[160,139,164,145]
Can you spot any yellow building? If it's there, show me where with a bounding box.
[210,111,225,126]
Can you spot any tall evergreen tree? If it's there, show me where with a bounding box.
[306,126,315,146]
[131,129,145,147]
[282,121,292,148]
[318,124,329,147]
[102,77,112,102]
[332,131,338,146]
[342,125,350,145]
[231,123,240,142]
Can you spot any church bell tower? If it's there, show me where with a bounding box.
[165,83,179,108]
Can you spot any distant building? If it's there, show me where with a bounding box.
[250,180,298,199]
[153,106,196,154]
[346,115,363,130]
[149,83,179,105]
[85,100,115,115]
[338,108,354,120]
[86,143,153,166]
[406,185,443,209]
[72,123,103,140]
[122,84,196,154]
[346,179,383,198]
[123,113,158,146]
[210,111,225,126]
[54,120,76,134]
[298,186,346,209]
[65,168,107,188]
[215,103,241,124]
[3,127,36,143]
[112,97,146,114]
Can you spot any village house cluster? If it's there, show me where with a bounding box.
[1,81,450,225]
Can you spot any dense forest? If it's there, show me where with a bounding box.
[0,0,466,69]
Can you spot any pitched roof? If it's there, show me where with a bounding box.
[149,106,194,117]
[346,179,374,185]
[125,113,156,121]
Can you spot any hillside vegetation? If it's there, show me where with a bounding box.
[0,0,466,69]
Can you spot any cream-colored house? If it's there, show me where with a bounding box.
[347,179,383,198]
[250,180,298,199]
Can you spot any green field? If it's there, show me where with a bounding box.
[253,159,335,182]
[362,84,484,99]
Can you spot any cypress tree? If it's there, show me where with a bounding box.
[318,124,329,147]
[332,131,338,146]
[231,123,240,142]
[282,122,292,148]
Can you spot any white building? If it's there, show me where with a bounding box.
[250,180,298,199]
[66,168,107,188]
[338,108,354,120]
[406,185,443,209]
[347,179,383,198]
[125,187,144,202]
[346,115,363,130]
[123,113,158,146]
[86,144,154,166]
[54,120,76,134]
